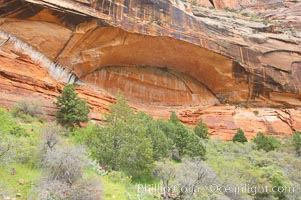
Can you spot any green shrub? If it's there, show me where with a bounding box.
[233,128,248,143]
[169,111,179,124]
[293,132,301,156]
[242,12,249,17]
[0,108,28,137]
[81,97,206,179]
[41,145,88,184]
[185,132,206,159]
[136,112,170,161]
[271,176,286,199]
[168,112,206,160]
[224,6,236,12]
[83,95,154,179]
[253,132,280,152]
[14,135,40,166]
[0,108,40,166]
[263,18,269,25]
[11,100,40,117]
[0,132,15,165]
[107,171,132,185]
[193,118,209,139]
[36,144,101,200]
[11,100,41,122]
[154,158,217,199]
[54,84,89,128]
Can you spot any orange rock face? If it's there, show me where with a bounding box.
[83,66,218,107]
[0,0,301,140]
[192,0,255,9]
[178,106,301,140]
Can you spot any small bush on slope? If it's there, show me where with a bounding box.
[293,132,301,156]
[11,99,41,122]
[253,132,280,152]
[193,118,209,139]
[154,158,218,199]
[0,108,40,166]
[233,128,248,143]
[36,134,101,200]
[206,140,300,199]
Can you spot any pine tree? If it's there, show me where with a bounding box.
[233,128,248,143]
[194,118,209,139]
[54,84,89,128]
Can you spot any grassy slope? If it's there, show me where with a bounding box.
[0,163,40,200]
[0,164,143,200]
[0,110,152,200]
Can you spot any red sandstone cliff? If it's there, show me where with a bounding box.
[0,0,300,139]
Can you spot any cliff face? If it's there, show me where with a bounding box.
[0,0,301,139]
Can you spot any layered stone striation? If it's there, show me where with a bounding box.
[0,0,301,139]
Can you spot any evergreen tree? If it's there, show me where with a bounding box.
[156,118,176,142]
[185,132,206,160]
[166,112,206,159]
[253,132,280,152]
[232,128,248,143]
[54,84,89,128]
[83,95,154,179]
[169,111,180,124]
[136,112,170,161]
[194,118,209,139]
[174,123,190,157]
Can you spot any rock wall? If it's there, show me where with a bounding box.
[1,0,300,106]
[83,65,218,106]
[0,0,301,139]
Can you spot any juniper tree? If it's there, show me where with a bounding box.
[233,128,248,143]
[54,84,89,128]
[193,118,209,139]
[253,132,280,152]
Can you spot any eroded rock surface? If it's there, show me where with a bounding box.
[0,0,301,139]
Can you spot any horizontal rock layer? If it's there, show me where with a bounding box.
[1,0,300,105]
[0,0,301,139]
[1,47,301,140]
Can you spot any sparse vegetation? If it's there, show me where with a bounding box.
[242,12,249,17]
[263,18,269,25]
[291,27,297,36]
[154,158,217,199]
[0,94,301,200]
[11,100,42,122]
[224,7,236,12]
[11,100,39,117]
[253,110,259,116]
